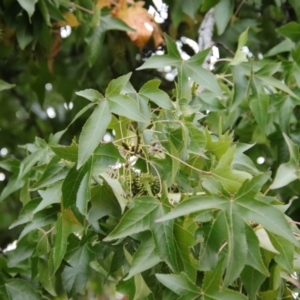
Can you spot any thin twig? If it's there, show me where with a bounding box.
[215,41,235,56]
[233,0,247,20]
[263,186,271,195]
[113,135,137,144]
[158,148,211,175]
[71,2,94,14]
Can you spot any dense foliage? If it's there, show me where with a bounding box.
[1,0,300,299]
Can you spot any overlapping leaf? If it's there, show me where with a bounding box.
[137,34,222,96]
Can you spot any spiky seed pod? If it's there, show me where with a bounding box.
[125,172,143,196]
[125,172,160,197]
[140,173,160,196]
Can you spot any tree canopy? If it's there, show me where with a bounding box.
[1,0,300,299]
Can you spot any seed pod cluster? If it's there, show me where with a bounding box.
[126,172,160,197]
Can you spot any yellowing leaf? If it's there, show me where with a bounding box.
[57,12,79,27]
[96,0,111,9]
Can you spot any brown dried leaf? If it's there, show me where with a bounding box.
[112,0,164,48]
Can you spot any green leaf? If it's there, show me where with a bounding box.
[137,55,180,70]
[125,235,161,280]
[202,258,223,294]
[270,161,299,190]
[5,279,40,300]
[235,173,270,201]
[0,79,15,92]
[256,75,299,98]
[151,203,178,272]
[17,0,38,18]
[106,73,132,97]
[157,196,226,222]
[235,199,297,245]
[9,198,41,229]
[76,157,93,215]
[100,173,127,213]
[62,245,91,294]
[137,34,222,96]
[38,0,51,26]
[94,142,125,169]
[104,196,160,241]
[62,163,89,208]
[38,257,56,296]
[76,89,104,102]
[241,265,266,300]
[231,28,249,65]
[276,21,300,43]
[270,133,299,189]
[255,228,279,254]
[139,80,174,110]
[107,94,148,123]
[18,206,57,239]
[121,247,153,300]
[214,0,233,35]
[249,93,269,133]
[87,25,105,67]
[78,99,111,168]
[223,211,247,287]
[30,156,68,190]
[244,225,269,276]
[184,63,222,96]
[233,143,260,175]
[87,184,121,223]
[34,231,51,256]
[265,39,295,57]
[0,174,25,202]
[212,146,252,194]
[186,124,206,154]
[268,232,294,273]
[174,219,198,281]
[205,128,231,160]
[51,144,78,162]
[18,148,46,180]
[53,214,78,273]
[34,182,62,214]
[283,132,299,164]
[207,289,248,300]
[155,273,200,297]
[199,211,227,271]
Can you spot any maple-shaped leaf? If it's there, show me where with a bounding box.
[157,173,298,286]
[104,196,178,272]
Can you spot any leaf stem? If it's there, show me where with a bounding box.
[216,75,234,86]
[263,186,271,195]
[215,58,232,63]
[233,0,247,21]
[71,2,94,14]
[159,148,211,175]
